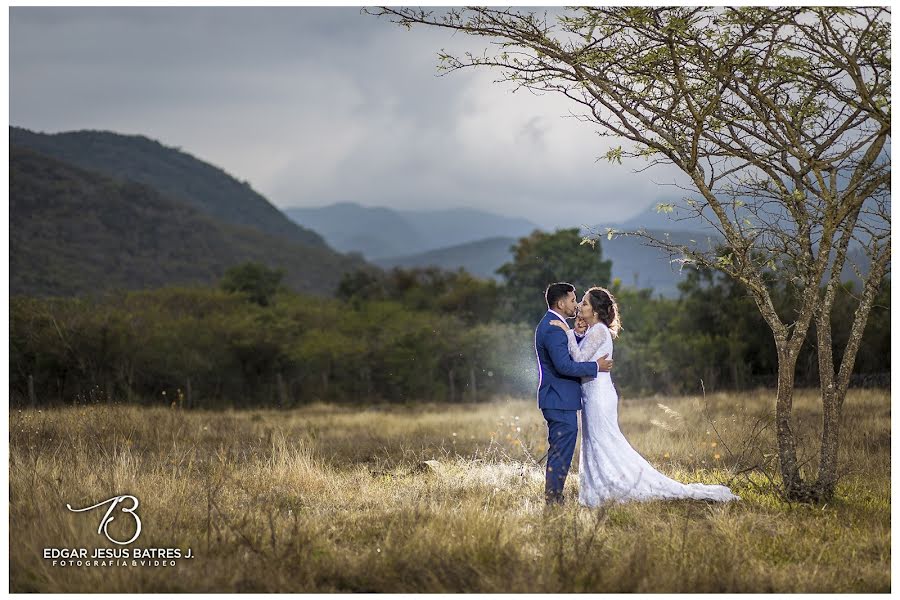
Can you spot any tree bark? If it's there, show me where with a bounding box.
[775,344,804,499]
[815,245,890,500]
[814,304,840,502]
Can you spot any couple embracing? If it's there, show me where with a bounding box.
[535,282,740,507]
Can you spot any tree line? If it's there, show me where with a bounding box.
[9,229,889,409]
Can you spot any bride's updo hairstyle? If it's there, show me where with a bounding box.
[586,286,621,338]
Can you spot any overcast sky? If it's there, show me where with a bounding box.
[10,6,686,229]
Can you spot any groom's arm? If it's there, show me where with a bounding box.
[545,327,599,378]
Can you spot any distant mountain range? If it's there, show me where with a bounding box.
[376,237,519,280]
[377,230,714,297]
[10,126,326,248]
[376,203,873,297]
[9,127,366,297]
[284,202,539,259]
[11,124,875,300]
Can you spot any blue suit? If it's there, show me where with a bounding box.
[534,310,599,503]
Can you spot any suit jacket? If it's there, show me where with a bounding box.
[534,310,599,410]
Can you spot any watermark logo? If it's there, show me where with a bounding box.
[46,493,193,568]
[66,494,141,545]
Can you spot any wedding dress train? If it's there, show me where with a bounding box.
[565,323,740,506]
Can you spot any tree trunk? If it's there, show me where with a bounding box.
[813,291,841,503]
[186,377,193,409]
[469,366,477,402]
[28,374,35,408]
[815,247,889,501]
[276,372,288,408]
[816,385,841,501]
[775,345,804,499]
[448,368,455,402]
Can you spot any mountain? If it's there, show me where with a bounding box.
[603,231,716,295]
[9,126,326,248]
[376,237,518,279]
[9,146,366,297]
[283,202,539,259]
[592,202,719,234]
[375,231,713,296]
[284,202,426,259]
[379,225,874,297]
[400,207,539,251]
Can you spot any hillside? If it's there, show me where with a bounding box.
[284,202,539,259]
[284,202,425,259]
[376,237,518,279]
[10,126,326,248]
[374,232,715,296]
[9,146,365,297]
[378,227,873,297]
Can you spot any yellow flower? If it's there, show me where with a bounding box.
[714,453,721,460]
[711,442,718,448]
[663,452,670,458]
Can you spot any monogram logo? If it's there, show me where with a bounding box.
[66,495,142,545]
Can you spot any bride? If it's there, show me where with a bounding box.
[549,286,741,506]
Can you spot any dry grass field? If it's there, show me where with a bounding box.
[9,389,890,592]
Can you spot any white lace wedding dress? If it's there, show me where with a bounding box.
[565,322,741,505]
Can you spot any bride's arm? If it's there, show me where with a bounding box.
[550,320,608,362]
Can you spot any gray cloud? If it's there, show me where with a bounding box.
[10,6,686,229]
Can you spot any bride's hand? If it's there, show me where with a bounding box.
[549,319,570,331]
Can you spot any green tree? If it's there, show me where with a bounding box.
[220,261,285,307]
[371,6,890,502]
[496,228,612,323]
[337,266,500,324]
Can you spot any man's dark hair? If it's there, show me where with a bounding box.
[545,282,575,310]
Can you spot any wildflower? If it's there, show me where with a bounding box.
[711,442,717,448]
[663,452,670,458]
[452,432,457,437]
[714,453,721,460]
[516,427,521,432]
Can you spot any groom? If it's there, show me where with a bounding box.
[535,282,613,505]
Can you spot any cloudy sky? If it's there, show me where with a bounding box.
[10,6,685,229]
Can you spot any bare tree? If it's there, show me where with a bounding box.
[368,6,890,502]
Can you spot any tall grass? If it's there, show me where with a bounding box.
[9,389,889,592]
